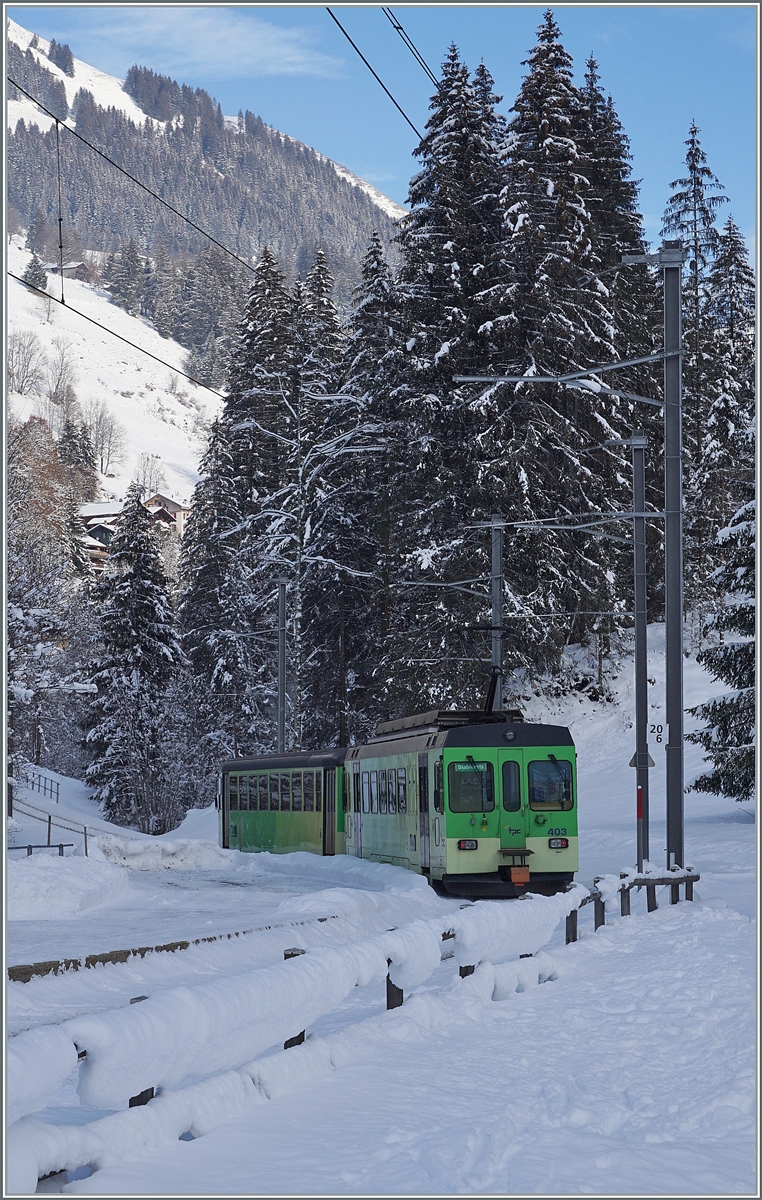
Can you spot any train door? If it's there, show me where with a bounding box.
[499,751,529,879]
[221,773,230,848]
[418,753,430,871]
[228,773,241,850]
[353,762,362,858]
[324,768,337,856]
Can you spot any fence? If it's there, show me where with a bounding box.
[8,844,74,858]
[565,867,700,944]
[18,768,59,803]
[7,870,700,1193]
[10,797,89,856]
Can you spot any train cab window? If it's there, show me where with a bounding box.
[397,768,407,814]
[388,769,397,814]
[502,761,521,812]
[379,769,388,814]
[229,775,239,811]
[370,771,379,813]
[304,771,315,812]
[528,759,573,810]
[280,773,291,811]
[315,772,322,812]
[448,761,495,812]
[291,772,302,812]
[269,773,280,811]
[239,776,249,812]
[362,771,370,813]
[433,759,444,814]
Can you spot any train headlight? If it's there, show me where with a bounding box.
[548,837,569,849]
[457,839,478,850]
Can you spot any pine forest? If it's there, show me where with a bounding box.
[7,12,755,832]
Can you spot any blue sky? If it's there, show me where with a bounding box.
[7,5,758,248]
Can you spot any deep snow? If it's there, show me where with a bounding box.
[5,630,757,1195]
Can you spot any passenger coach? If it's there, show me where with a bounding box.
[219,709,578,897]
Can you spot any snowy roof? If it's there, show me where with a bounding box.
[80,502,123,519]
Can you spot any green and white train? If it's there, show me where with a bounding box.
[218,709,578,898]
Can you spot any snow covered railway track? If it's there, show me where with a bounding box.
[8,913,340,985]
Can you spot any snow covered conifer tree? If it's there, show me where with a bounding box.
[23,253,48,291]
[687,500,755,803]
[691,216,755,592]
[494,11,629,667]
[661,122,728,594]
[87,482,184,832]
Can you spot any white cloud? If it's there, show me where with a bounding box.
[27,6,345,82]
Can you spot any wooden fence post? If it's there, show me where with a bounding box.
[593,879,605,930]
[646,883,657,912]
[565,909,578,944]
[620,873,631,917]
[83,826,88,857]
[283,948,306,1047]
[386,960,404,1010]
[47,814,52,846]
[685,877,693,902]
[459,964,475,978]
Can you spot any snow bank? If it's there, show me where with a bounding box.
[262,850,434,893]
[161,804,218,842]
[6,1026,79,1125]
[93,834,238,871]
[6,854,130,920]
[449,884,587,968]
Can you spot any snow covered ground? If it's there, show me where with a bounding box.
[5,629,757,1194]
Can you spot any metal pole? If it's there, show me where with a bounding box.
[277,579,287,753]
[662,241,685,869]
[491,514,503,712]
[632,432,650,870]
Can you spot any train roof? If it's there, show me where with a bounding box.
[220,748,347,772]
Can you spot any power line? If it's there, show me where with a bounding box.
[381,7,440,91]
[325,8,423,140]
[7,75,258,279]
[8,271,227,401]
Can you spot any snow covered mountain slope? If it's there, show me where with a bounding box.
[8,237,218,503]
[6,18,156,131]
[5,17,407,225]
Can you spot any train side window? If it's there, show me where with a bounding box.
[315,772,322,812]
[280,773,291,811]
[397,768,407,814]
[353,763,361,812]
[388,768,397,814]
[528,759,573,810]
[362,771,370,813]
[502,761,521,812]
[448,761,495,812]
[342,771,349,813]
[229,775,239,811]
[370,771,379,813]
[292,772,302,812]
[304,771,315,812]
[433,759,444,813]
[270,772,280,811]
[243,776,253,812]
[259,774,268,811]
[379,769,388,814]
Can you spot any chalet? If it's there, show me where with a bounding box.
[43,260,91,282]
[79,495,190,570]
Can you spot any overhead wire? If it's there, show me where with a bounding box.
[325,8,423,140]
[381,7,440,91]
[8,271,227,401]
[7,76,258,278]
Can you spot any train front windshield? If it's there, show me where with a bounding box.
[448,761,495,811]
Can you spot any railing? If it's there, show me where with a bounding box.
[8,843,74,857]
[565,867,700,943]
[18,768,59,803]
[10,797,90,856]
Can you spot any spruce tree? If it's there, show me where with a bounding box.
[693,216,755,581]
[495,10,628,667]
[687,500,755,803]
[23,253,48,291]
[86,482,184,832]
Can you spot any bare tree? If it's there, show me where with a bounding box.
[83,398,128,475]
[45,336,78,405]
[7,329,46,395]
[133,451,168,496]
